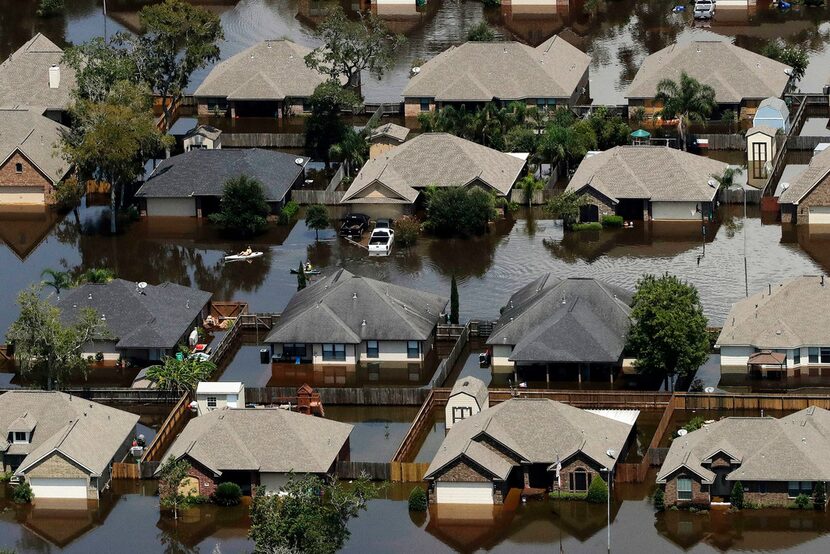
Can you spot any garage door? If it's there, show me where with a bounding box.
[651,201,699,221]
[29,478,88,499]
[810,206,830,224]
[0,186,45,205]
[146,197,196,217]
[435,482,493,504]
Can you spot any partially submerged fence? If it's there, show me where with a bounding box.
[292,189,345,205]
[246,386,430,406]
[112,462,140,480]
[140,392,191,464]
[221,133,305,148]
[336,461,430,483]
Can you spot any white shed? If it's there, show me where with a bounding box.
[183,124,222,152]
[746,126,777,164]
[195,382,246,415]
[445,376,488,430]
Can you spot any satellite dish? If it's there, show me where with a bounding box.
[411,66,421,75]
[677,429,688,437]
[705,386,715,393]
[137,282,148,290]
[606,448,617,458]
[294,157,305,165]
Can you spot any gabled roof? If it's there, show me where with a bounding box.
[8,412,37,433]
[757,97,789,116]
[0,33,77,110]
[370,123,410,143]
[184,124,222,141]
[626,40,792,103]
[55,279,212,350]
[656,407,830,483]
[160,409,353,475]
[565,146,727,203]
[778,147,830,204]
[425,398,635,480]
[403,36,590,102]
[194,40,331,101]
[265,269,448,344]
[449,376,488,409]
[135,149,308,202]
[0,391,138,477]
[341,133,526,204]
[716,276,830,349]
[487,276,632,364]
[0,107,69,184]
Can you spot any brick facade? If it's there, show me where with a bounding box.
[580,189,616,221]
[663,473,710,507]
[186,461,218,497]
[555,456,604,493]
[789,172,830,225]
[0,151,55,204]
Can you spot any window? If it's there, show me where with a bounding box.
[821,348,830,364]
[677,477,693,501]
[13,431,27,443]
[419,99,430,112]
[366,340,379,358]
[810,348,819,364]
[283,343,306,360]
[570,468,591,492]
[789,481,812,498]
[14,163,23,173]
[536,98,546,107]
[207,396,217,408]
[323,343,346,361]
[452,406,472,423]
[407,341,420,359]
[302,100,311,112]
[794,348,801,365]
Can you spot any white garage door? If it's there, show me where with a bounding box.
[435,482,493,504]
[0,186,45,205]
[651,201,699,221]
[29,478,88,499]
[810,207,830,224]
[146,197,196,217]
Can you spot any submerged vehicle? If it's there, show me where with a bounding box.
[368,227,395,255]
[693,0,715,19]
[339,213,370,239]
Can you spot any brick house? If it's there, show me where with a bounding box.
[424,398,638,505]
[779,148,830,225]
[657,406,830,508]
[159,408,352,496]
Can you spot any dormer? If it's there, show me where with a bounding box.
[8,412,37,444]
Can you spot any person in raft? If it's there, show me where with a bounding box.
[239,245,253,256]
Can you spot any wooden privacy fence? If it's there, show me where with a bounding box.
[60,388,181,404]
[112,462,140,480]
[141,392,191,463]
[246,386,430,406]
[391,462,430,483]
[292,189,345,205]
[210,301,248,320]
[787,135,829,151]
[486,389,672,408]
[673,392,830,411]
[393,390,438,462]
[221,133,305,148]
[427,325,470,388]
[335,461,429,482]
[615,462,648,484]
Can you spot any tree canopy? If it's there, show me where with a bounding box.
[306,81,361,164]
[63,37,139,102]
[158,456,195,520]
[329,127,369,177]
[423,186,495,238]
[305,205,330,240]
[544,191,585,230]
[466,22,497,42]
[763,40,808,82]
[208,175,272,237]
[146,349,217,393]
[655,72,717,151]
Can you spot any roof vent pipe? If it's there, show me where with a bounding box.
[768,283,772,295]
[822,275,825,287]
[352,292,357,299]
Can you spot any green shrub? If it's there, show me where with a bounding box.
[395,216,421,247]
[572,222,603,231]
[549,490,588,501]
[653,487,665,511]
[211,482,243,506]
[278,201,300,225]
[423,186,495,237]
[601,215,624,228]
[814,481,826,510]
[730,481,744,509]
[586,476,608,504]
[189,494,210,505]
[792,494,811,509]
[12,482,34,504]
[408,486,427,512]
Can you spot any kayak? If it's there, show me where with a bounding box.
[224,251,263,261]
[290,268,321,275]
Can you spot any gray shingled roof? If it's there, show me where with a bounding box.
[778,148,830,204]
[161,409,352,475]
[185,124,222,141]
[716,275,830,349]
[194,40,330,101]
[0,33,77,110]
[341,133,526,204]
[55,279,212,350]
[487,276,632,363]
[657,407,830,484]
[135,149,307,202]
[403,36,589,102]
[425,398,635,480]
[0,107,69,184]
[0,391,138,476]
[266,269,448,344]
[370,123,410,143]
[565,146,727,203]
[450,376,488,409]
[626,40,792,103]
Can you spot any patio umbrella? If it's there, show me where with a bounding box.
[630,129,651,139]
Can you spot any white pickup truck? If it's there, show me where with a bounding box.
[368,227,394,255]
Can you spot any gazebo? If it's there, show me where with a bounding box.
[747,350,786,379]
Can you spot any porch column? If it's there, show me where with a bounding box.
[523,466,530,488]
[546,366,550,387]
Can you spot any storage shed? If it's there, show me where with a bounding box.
[752,97,790,132]
[445,376,488,430]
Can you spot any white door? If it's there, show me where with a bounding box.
[435,482,493,504]
[146,197,197,217]
[227,394,238,408]
[29,478,88,499]
[810,207,830,224]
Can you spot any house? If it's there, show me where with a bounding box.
[424,398,637,504]
[403,36,590,116]
[340,133,526,219]
[487,276,633,385]
[716,275,830,380]
[625,41,792,121]
[264,269,448,385]
[657,406,830,508]
[0,391,137,500]
[193,40,331,118]
[368,122,410,159]
[194,382,246,415]
[753,97,790,133]
[445,376,488,430]
[779,148,830,225]
[159,408,352,495]
[0,108,70,206]
[134,149,308,217]
[0,33,77,122]
[183,124,222,152]
[55,279,212,363]
[564,146,728,221]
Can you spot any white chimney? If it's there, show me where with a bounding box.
[48,64,60,89]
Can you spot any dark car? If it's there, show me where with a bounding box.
[339,213,370,239]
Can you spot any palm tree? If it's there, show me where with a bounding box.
[329,128,369,177]
[712,166,745,193]
[517,175,545,208]
[78,267,115,284]
[41,269,72,298]
[655,72,717,151]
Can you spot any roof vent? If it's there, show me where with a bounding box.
[88,293,93,300]
[101,314,106,321]
[353,292,358,299]
[361,319,366,326]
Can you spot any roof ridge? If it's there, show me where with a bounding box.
[361,279,439,336]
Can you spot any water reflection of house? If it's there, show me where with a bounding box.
[20,496,118,548]
[0,205,59,260]
[490,0,577,46]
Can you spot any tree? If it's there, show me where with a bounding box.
[763,40,808,82]
[544,191,585,230]
[145,350,217,393]
[304,6,405,91]
[78,268,115,284]
[653,487,665,511]
[328,128,369,177]
[654,72,717,151]
[408,486,427,512]
[721,109,737,134]
[423,186,495,237]
[466,22,497,42]
[208,175,271,237]
[297,263,307,291]
[36,0,64,17]
[306,81,361,165]
[450,276,459,324]
[133,0,224,144]
[711,166,744,192]
[394,216,420,247]
[41,268,72,298]
[626,273,710,391]
[11,481,34,504]
[54,177,86,212]
[586,475,608,503]
[814,481,827,510]
[6,287,106,389]
[731,481,744,509]
[517,175,544,208]
[63,37,139,102]
[305,205,330,241]
[249,474,382,554]
[158,456,194,520]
